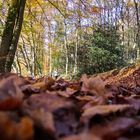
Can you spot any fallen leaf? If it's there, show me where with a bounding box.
[80,75,108,104]
[22,92,80,138]
[0,76,24,110]
[91,117,140,140]
[0,112,34,140]
[81,104,131,122]
[60,133,101,140]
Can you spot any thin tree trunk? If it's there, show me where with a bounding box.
[64,19,68,75]
[73,0,81,74]
[120,0,126,60]
[126,5,130,59]
[19,44,29,72]
[20,35,31,72]
[30,20,37,76]
[73,29,78,74]
[49,46,52,75]
[16,52,22,75]
[134,0,140,57]
[48,22,52,75]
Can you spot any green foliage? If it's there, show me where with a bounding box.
[77,26,126,76]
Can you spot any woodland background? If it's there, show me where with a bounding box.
[0,0,139,78]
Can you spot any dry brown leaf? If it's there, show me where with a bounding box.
[0,76,24,110]
[60,133,101,140]
[29,76,55,91]
[57,87,77,98]
[81,74,106,95]
[16,117,34,140]
[0,98,21,110]
[22,92,80,137]
[30,81,45,90]
[26,108,55,133]
[91,117,140,140]
[23,93,74,112]
[0,112,34,140]
[81,104,131,122]
[80,75,108,105]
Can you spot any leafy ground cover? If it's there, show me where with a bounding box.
[1,64,140,140]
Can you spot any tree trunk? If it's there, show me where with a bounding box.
[73,0,81,74]
[5,0,26,72]
[64,19,68,75]
[73,29,78,74]
[134,0,140,56]
[0,0,19,72]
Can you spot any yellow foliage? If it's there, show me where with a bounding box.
[27,0,44,8]
[127,1,135,7]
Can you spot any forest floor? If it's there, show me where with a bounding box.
[1,64,140,140]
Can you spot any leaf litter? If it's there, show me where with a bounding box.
[1,65,140,140]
